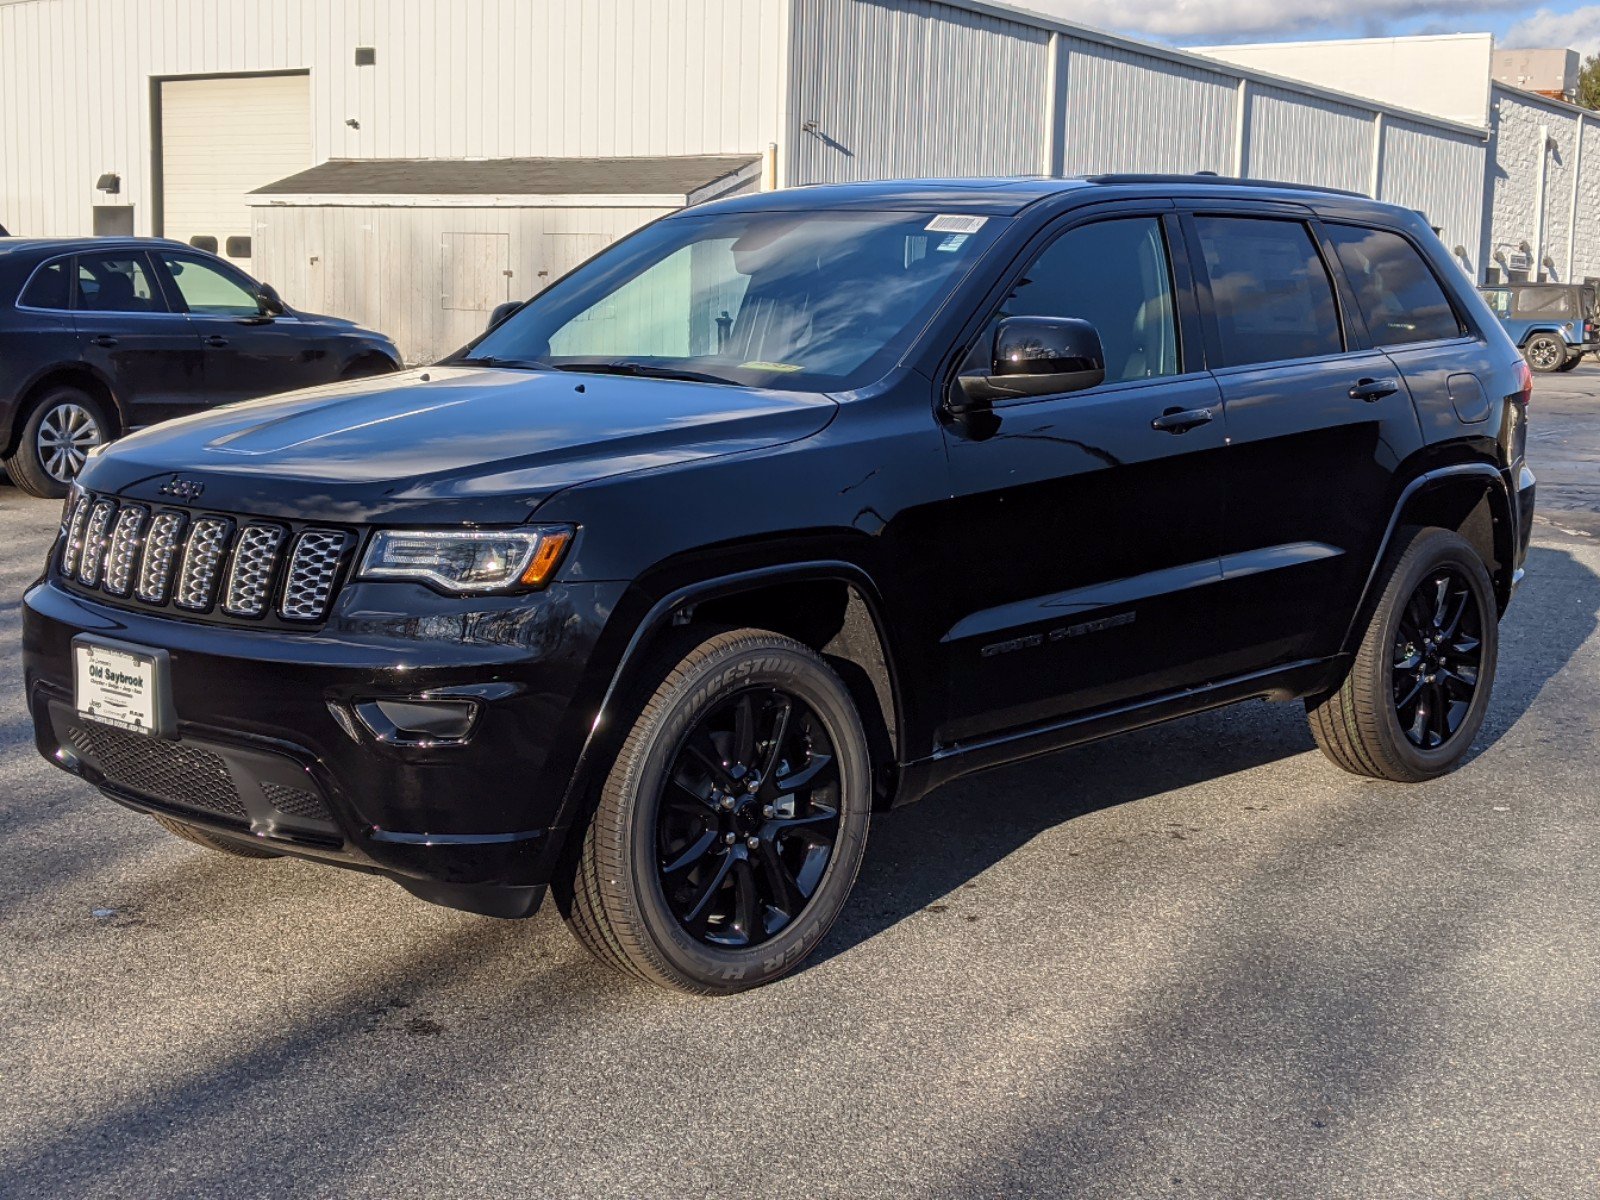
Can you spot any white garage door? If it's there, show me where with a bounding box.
[160,74,311,270]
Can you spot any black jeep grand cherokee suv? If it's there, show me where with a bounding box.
[23,176,1534,994]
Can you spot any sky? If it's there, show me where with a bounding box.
[1020,1,1600,55]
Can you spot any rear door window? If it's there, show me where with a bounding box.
[1193,216,1343,367]
[74,253,166,313]
[19,258,71,309]
[1325,224,1462,346]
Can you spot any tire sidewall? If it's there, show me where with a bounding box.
[1525,335,1566,373]
[13,387,109,498]
[622,641,871,992]
[1373,532,1499,776]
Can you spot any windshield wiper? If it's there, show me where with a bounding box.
[551,360,737,386]
[454,355,552,370]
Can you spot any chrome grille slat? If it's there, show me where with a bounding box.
[77,499,117,587]
[61,491,92,577]
[281,530,348,622]
[136,511,187,605]
[174,517,232,612]
[222,524,285,617]
[101,505,148,597]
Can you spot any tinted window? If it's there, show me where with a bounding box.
[75,254,163,313]
[19,258,71,309]
[1194,216,1342,367]
[1326,224,1461,346]
[995,216,1179,384]
[158,252,261,316]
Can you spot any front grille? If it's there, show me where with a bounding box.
[60,492,353,627]
[66,724,246,819]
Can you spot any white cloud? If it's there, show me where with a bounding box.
[1014,0,1511,40]
[1503,5,1600,56]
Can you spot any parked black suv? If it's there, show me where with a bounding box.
[0,237,401,498]
[22,177,1534,994]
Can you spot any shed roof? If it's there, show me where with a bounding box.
[250,154,762,206]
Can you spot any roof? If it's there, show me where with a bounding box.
[0,235,188,257]
[694,173,1387,217]
[250,155,762,207]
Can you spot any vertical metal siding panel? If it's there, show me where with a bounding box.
[1379,119,1487,277]
[1058,41,1235,175]
[789,0,1048,185]
[1246,86,1372,193]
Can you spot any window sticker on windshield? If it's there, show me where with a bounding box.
[935,234,970,252]
[926,215,988,234]
[740,361,804,373]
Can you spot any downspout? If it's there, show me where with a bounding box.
[1532,123,1550,281]
[1042,31,1064,176]
[1567,117,1585,281]
[1368,112,1384,199]
[1232,78,1249,176]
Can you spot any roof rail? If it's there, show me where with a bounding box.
[1083,172,1367,199]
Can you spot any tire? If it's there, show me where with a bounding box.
[1556,353,1584,372]
[1524,334,1568,373]
[152,814,281,858]
[1307,526,1498,783]
[1,386,111,499]
[566,628,872,995]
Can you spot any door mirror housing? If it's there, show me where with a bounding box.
[952,316,1106,411]
[487,300,522,331]
[255,283,285,317]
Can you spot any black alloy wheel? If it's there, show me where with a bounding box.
[656,686,840,948]
[1391,566,1484,750]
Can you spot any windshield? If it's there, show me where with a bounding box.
[457,208,1003,392]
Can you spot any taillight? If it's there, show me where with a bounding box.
[1515,360,1534,407]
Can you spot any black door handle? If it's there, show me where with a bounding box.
[1151,407,1215,434]
[1349,377,1400,402]
[90,335,118,348]
[203,335,230,348]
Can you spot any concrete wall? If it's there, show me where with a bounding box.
[1485,85,1600,285]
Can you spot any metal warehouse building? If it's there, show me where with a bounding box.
[0,0,1525,363]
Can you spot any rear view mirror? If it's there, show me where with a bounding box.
[951,316,1106,410]
[487,300,521,331]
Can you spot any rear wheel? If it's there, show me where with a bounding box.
[1307,526,1498,782]
[152,814,280,858]
[2,386,110,499]
[566,628,871,994]
[1524,334,1568,373]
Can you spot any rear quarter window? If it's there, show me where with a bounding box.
[19,258,71,309]
[1325,224,1462,347]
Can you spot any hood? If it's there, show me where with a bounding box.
[81,367,837,524]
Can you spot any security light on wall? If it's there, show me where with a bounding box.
[95,173,120,195]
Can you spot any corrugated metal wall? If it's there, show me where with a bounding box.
[1057,39,1236,176]
[250,202,670,364]
[1245,86,1374,194]
[1379,118,1485,274]
[786,0,1050,184]
[0,0,785,239]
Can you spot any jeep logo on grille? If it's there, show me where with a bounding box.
[158,476,205,502]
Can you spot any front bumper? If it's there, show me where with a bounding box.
[23,576,627,916]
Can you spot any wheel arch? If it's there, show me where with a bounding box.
[3,363,125,457]
[1517,324,1567,347]
[1340,462,1515,657]
[553,560,908,835]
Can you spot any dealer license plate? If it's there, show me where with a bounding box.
[74,638,170,737]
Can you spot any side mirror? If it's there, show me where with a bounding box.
[487,300,522,331]
[952,316,1106,411]
[256,283,285,316]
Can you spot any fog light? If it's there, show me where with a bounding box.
[355,698,479,745]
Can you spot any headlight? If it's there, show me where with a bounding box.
[358,526,573,593]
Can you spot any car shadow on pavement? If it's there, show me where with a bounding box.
[816,542,1600,969]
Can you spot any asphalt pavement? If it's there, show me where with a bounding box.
[2,374,1599,1198]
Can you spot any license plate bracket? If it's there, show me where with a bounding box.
[72,636,176,739]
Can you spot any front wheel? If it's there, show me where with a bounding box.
[1307,526,1498,782]
[566,628,872,994]
[1524,334,1568,373]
